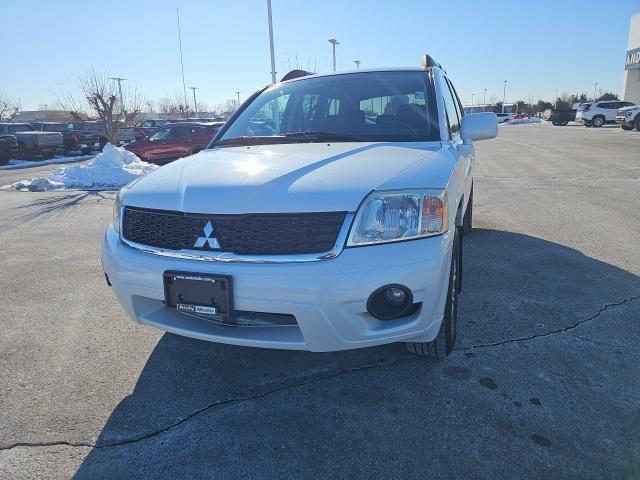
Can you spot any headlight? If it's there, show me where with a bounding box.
[347,189,448,246]
[113,187,126,233]
[627,111,634,117]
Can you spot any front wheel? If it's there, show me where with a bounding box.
[621,125,633,131]
[634,116,640,132]
[406,228,460,358]
[592,116,605,127]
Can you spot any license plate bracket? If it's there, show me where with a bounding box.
[163,271,234,319]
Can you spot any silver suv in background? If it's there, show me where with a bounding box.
[576,101,635,127]
[616,104,640,131]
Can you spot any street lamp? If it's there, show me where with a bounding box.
[266,0,277,83]
[354,60,361,70]
[471,94,475,108]
[555,89,558,110]
[188,86,198,118]
[328,38,339,72]
[502,80,507,113]
[483,88,487,111]
[235,91,241,108]
[593,82,598,100]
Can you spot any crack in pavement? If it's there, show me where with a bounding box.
[0,355,419,453]
[459,295,640,351]
[2,295,638,453]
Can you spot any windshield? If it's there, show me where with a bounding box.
[218,71,439,145]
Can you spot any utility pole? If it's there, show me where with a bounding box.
[176,9,188,108]
[502,80,508,113]
[555,89,558,109]
[328,38,339,72]
[354,60,361,70]
[593,82,598,101]
[109,77,126,117]
[235,91,241,108]
[483,88,487,111]
[266,0,277,83]
[188,86,198,118]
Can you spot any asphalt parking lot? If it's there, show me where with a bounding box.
[0,123,639,479]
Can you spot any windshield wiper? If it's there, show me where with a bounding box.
[282,131,363,142]
[215,131,363,147]
[214,136,279,147]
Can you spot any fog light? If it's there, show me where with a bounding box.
[367,284,414,320]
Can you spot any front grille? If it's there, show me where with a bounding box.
[122,207,346,255]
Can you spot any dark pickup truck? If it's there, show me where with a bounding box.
[31,122,99,155]
[0,134,18,164]
[0,123,64,160]
[544,109,577,126]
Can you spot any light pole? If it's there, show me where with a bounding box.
[266,0,277,83]
[483,88,487,111]
[328,38,339,72]
[235,91,241,108]
[593,82,598,100]
[502,80,507,113]
[109,77,126,117]
[354,60,361,70]
[188,86,198,118]
[555,89,558,110]
[471,94,475,109]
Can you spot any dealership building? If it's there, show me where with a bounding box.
[622,12,640,103]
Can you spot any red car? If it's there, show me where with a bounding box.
[124,122,223,164]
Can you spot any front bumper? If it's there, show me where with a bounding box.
[101,224,453,352]
[616,116,633,126]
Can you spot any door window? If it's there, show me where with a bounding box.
[440,77,460,136]
[148,128,171,141]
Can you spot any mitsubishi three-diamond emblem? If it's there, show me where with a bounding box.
[194,221,221,249]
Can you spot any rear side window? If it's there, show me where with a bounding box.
[440,77,460,135]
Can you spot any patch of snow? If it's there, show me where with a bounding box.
[9,144,157,192]
[0,154,95,170]
[503,117,543,125]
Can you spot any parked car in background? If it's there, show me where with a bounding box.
[0,123,64,159]
[82,121,136,148]
[495,113,512,123]
[616,104,640,131]
[576,101,635,127]
[124,122,223,164]
[31,122,99,155]
[545,108,577,126]
[0,133,18,164]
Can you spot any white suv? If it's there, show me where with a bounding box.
[102,56,498,357]
[576,101,635,127]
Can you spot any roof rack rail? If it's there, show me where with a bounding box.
[280,69,314,82]
[420,54,442,69]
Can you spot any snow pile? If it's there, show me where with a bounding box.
[10,144,157,191]
[504,117,543,125]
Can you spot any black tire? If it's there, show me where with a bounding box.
[552,120,559,126]
[406,228,460,358]
[621,125,633,131]
[634,116,640,132]
[592,115,605,128]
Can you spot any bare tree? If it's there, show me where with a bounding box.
[57,68,144,143]
[158,93,192,117]
[0,94,21,122]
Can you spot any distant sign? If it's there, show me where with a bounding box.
[626,47,640,70]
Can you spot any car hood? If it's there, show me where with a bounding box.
[123,142,450,214]
[618,105,638,112]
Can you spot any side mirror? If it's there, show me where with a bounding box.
[461,112,498,143]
